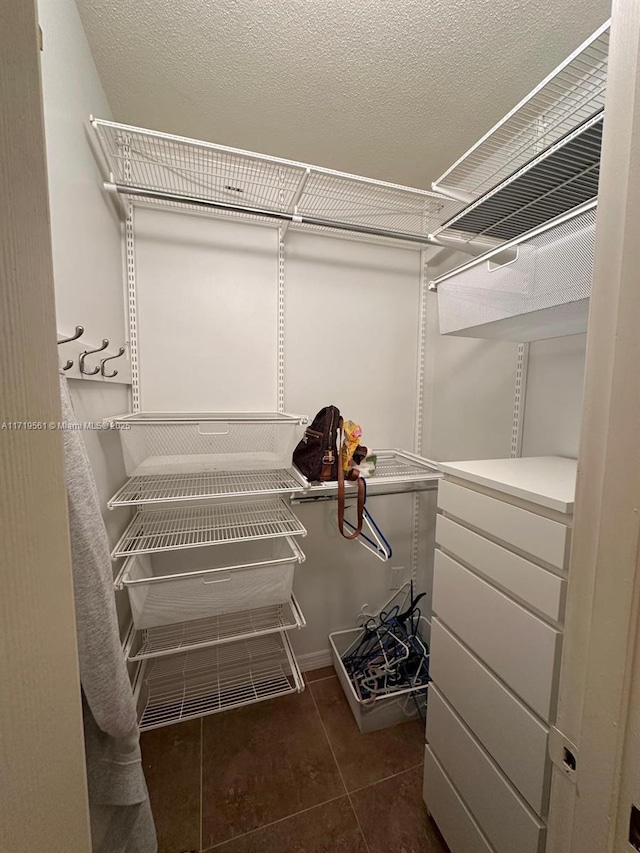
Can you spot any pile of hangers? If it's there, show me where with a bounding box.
[342,583,430,711]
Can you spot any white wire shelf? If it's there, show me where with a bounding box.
[124,595,306,661]
[90,118,463,246]
[433,21,610,199]
[134,632,303,730]
[108,468,308,508]
[111,499,306,559]
[294,450,441,500]
[436,112,602,244]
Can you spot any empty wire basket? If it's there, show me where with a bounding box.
[117,536,305,629]
[434,204,597,342]
[106,411,308,475]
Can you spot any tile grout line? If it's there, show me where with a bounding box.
[201,792,348,852]
[307,683,372,853]
[304,673,338,685]
[348,760,426,796]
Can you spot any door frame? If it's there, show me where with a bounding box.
[548,1,640,850]
[0,1,91,849]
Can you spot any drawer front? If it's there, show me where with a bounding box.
[423,746,495,853]
[437,479,570,569]
[427,686,546,853]
[436,514,566,621]
[433,549,562,720]
[430,617,550,815]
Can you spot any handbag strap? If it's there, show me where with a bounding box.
[337,418,365,539]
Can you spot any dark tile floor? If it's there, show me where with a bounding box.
[141,667,449,853]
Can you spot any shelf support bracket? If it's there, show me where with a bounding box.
[280,168,312,238]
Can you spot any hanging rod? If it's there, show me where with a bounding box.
[104,182,514,260]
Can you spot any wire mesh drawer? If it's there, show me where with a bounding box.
[435,205,596,341]
[108,412,307,476]
[119,536,305,628]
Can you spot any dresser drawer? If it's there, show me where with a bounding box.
[433,550,562,720]
[437,479,570,569]
[430,617,551,816]
[436,514,566,621]
[427,686,546,853]
[423,746,495,853]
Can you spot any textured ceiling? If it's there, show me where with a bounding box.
[75,0,611,190]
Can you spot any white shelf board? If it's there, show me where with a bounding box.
[438,456,577,513]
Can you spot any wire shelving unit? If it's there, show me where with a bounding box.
[124,596,306,661]
[295,450,441,501]
[134,632,303,731]
[108,468,308,508]
[111,499,306,559]
[430,21,609,250]
[90,118,463,249]
[436,113,602,244]
[433,21,609,201]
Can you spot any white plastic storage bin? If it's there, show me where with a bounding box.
[118,536,305,629]
[329,613,431,733]
[108,411,308,476]
[434,204,596,342]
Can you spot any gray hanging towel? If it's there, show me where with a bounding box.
[59,373,157,853]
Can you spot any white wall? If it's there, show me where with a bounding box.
[38,0,131,625]
[521,334,587,458]
[423,290,521,462]
[284,232,423,658]
[133,208,280,411]
[132,218,429,660]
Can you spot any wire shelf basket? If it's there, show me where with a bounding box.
[434,202,597,341]
[111,499,306,559]
[135,632,303,730]
[117,535,305,629]
[107,411,307,476]
[124,595,306,660]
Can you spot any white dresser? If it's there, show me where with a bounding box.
[423,456,576,853]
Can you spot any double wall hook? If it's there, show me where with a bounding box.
[58,326,84,371]
[100,347,125,378]
[79,339,109,375]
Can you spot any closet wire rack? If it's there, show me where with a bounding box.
[436,112,603,244]
[135,632,303,730]
[108,468,308,508]
[111,499,306,559]
[124,596,306,661]
[90,118,464,247]
[294,450,441,500]
[433,20,610,200]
